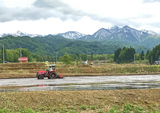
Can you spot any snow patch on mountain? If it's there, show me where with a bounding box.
[57,31,86,39]
[0,31,43,38]
[141,29,158,36]
[93,26,120,40]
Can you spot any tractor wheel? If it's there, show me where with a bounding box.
[48,72,57,79]
[38,75,44,79]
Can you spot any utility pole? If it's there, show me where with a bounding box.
[105,54,107,64]
[20,47,22,63]
[3,44,5,64]
[144,55,146,64]
[56,52,58,63]
[134,54,135,64]
[88,52,91,60]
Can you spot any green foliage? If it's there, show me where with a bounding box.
[98,110,103,113]
[123,104,134,113]
[0,35,121,57]
[114,47,135,63]
[0,46,6,63]
[0,108,9,113]
[139,51,144,60]
[80,54,87,61]
[60,54,72,65]
[107,108,117,113]
[135,106,143,113]
[0,35,146,59]
[69,110,78,113]
[107,104,145,113]
[59,109,66,113]
[151,111,160,113]
[90,106,96,110]
[147,44,160,64]
[80,105,87,110]
[18,108,37,113]
[0,48,33,62]
[114,48,121,63]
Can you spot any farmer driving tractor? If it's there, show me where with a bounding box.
[36,64,63,79]
[46,66,53,75]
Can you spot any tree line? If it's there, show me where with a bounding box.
[147,44,160,64]
[0,47,113,63]
[1,44,159,65]
[114,47,150,64]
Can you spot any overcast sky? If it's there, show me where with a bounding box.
[0,0,160,35]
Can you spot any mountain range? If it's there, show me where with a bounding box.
[0,25,160,54]
[1,25,159,40]
[0,30,43,38]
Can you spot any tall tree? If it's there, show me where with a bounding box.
[115,47,135,63]
[81,54,87,61]
[0,46,6,63]
[21,48,32,62]
[155,50,160,60]
[147,44,160,64]
[60,54,72,64]
[140,51,144,60]
[114,48,121,63]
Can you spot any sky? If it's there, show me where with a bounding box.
[0,0,160,35]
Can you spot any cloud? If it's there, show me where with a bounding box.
[33,0,88,21]
[149,22,160,27]
[0,0,160,34]
[33,0,138,26]
[0,0,88,22]
[0,7,53,22]
[142,0,160,3]
[0,0,128,25]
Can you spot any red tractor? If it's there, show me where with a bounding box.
[36,64,63,79]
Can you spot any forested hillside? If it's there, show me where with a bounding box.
[0,35,149,57]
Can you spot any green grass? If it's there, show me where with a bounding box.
[80,105,87,110]
[0,104,159,113]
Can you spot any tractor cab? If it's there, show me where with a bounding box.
[46,64,56,73]
[36,64,63,79]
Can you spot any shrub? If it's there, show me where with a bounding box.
[107,108,117,113]
[69,110,78,113]
[80,105,87,110]
[123,104,134,113]
[98,110,103,113]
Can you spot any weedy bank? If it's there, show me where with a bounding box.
[0,89,159,113]
[0,63,160,78]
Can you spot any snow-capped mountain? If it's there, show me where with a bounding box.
[141,29,158,36]
[92,26,120,39]
[57,31,86,39]
[80,25,159,43]
[111,25,148,42]
[0,31,43,38]
[0,26,159,42]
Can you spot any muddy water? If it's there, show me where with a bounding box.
[0,75,160,92]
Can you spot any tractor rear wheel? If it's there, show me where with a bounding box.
[48,72,57,79]
[38,75,44,79]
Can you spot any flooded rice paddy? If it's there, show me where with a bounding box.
[0,75,160,92]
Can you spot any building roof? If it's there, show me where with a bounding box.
[18,57,28,61]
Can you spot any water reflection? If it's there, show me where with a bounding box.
[0,82,159,92]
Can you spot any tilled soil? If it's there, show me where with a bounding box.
[1,63,160,79]
[0,89,159,112]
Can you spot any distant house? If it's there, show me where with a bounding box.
[155,58,160,65]
[18,57,28,63]
[155,61,160,65]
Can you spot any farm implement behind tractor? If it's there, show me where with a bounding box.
[36,64,63,79]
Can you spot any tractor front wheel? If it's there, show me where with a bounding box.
[48,72,57,79]
[38,75,44,79]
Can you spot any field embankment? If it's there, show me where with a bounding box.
[0,63,160,78]
[0,89,159,112]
